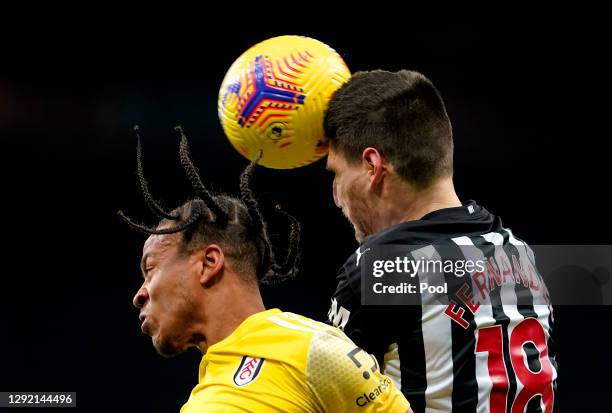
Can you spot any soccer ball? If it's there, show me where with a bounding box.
[218,35,351,169]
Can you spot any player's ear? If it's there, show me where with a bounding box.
[198,244,225,287]
[362,147,386,186]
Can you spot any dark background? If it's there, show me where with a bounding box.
[1,14,610,412]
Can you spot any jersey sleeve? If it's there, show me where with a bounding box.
[329,241,425,367]
[305,327,410,413]
[328,247,401,362]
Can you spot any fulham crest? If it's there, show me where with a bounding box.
[233,356,265,386]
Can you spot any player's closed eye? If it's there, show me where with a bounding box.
[142,265,154,280]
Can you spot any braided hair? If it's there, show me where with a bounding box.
[118,126,300,284]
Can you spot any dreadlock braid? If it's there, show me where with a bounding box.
[270,205,301,274]
[238,150,275,278]
[176,126,228,227]
[118,127,301,285]
[117,202,204,235]
[134,125,179,220]
[239,150,265,234]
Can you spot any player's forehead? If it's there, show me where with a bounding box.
[142,233,179,260]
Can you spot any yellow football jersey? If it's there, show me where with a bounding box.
[180,309,410,413]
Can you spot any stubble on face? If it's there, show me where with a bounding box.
[343,188,370,243]
[328,149,373,243]
[152,289,200,357]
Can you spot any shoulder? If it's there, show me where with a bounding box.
[261,312,360,371]
[263,311,332,337]
[259,311,335,359]
[337,225,421,290]
[336,243,378,298]
[304,324,410,412]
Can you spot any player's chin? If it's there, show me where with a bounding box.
[152,334,186,358]
[353,226,365,242]
[341,210,363,241]
[352,222,368,243]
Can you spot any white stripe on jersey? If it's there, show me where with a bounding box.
[482,231,525,408]
[280,312,330,332]
[412,245,453,413]
[268,316,321,334]
[452,235,498,413]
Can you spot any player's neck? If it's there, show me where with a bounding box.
[196,281,265,353]
[376,176,461,230]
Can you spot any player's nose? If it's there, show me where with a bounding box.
[133,287,149,309]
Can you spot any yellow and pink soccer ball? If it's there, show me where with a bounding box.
[218,35,350,169]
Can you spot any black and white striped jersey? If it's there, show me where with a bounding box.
[328,201,558,413]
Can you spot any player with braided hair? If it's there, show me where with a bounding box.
[119,127,411,413]
[118,125,299,284]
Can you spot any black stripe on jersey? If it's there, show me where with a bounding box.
[398,297,427,412]
[500,234,550,413]
[439,239,479,413]
[499,231,538,319]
